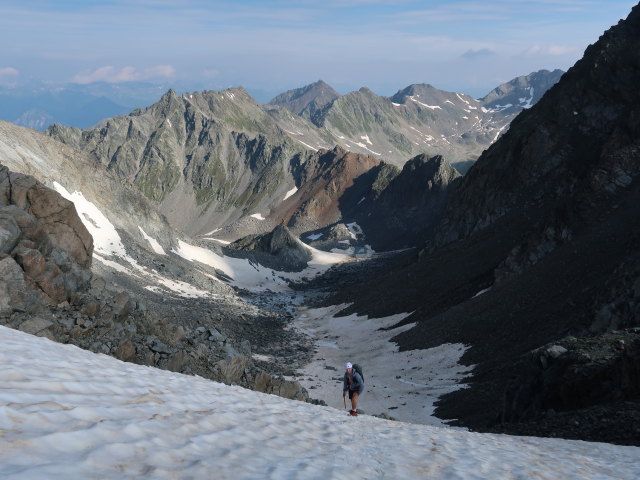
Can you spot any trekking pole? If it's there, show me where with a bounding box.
[343,396,346,409]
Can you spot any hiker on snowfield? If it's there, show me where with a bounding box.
[343,362,364,416]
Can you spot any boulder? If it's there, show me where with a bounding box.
[0,164,94,314]
[215,356,250,384]
[18,317,54,335]
[547,345,568,359]
[115,338,136,361]
[110,291,135,320]
[165,351,190,372]
[147,336,173,355]
[0,213,20,254]
[14,247,67,303]
[253,372,309,401]
[5,172,93,269]
[0,256,41,314]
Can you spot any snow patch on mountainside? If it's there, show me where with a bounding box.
[53,182,127,258]
[138,226,166,255]
[409,96,442,110]
[294,138,319,151]
[283,186,298,200]
[53,183,225,299]
[519,87,535,109]
[2,325,638,479]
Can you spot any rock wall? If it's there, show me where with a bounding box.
[0,164,93,312]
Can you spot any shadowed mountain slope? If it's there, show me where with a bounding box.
[324,3,640,444]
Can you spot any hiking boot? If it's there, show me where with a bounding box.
[349,410,358,416]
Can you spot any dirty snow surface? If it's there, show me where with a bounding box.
[2,326,639,480]
[292,305,473,426]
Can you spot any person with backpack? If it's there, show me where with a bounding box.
[343,362,364,416]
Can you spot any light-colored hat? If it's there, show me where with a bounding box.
[345,362,352,370]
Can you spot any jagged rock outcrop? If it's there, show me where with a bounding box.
[228,224,312,272]
[270,146,383,233]
[347,154,461,250]
[0,164,93,312]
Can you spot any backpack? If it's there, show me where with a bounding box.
[352,363,364,383]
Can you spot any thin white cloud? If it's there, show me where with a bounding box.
[461,48,496,60]
[0,67,19,77]
[202,69,221,78]
[73,65,176,84]
[524,44,577,56]
[547,44,578,55]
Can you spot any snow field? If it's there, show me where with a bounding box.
[174,238,353,292]
[1,325,638,480]
[291,305,472,426]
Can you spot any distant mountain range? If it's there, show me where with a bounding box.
[269,70,563,170]
[44,69,562,246]
[3,72,562,164]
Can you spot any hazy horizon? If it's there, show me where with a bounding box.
[1,1,636,101]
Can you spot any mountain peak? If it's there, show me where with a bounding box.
[269,81,340,120]
[160,88,180,101]
[480,69,565,112]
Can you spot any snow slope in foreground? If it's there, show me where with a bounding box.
[1,326,638,480]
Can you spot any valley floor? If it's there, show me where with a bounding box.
[288,303,472,426]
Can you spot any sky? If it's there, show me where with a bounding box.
[0,0,637,99]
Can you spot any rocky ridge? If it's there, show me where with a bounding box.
[271,70,563,171]
[348,154,461,251]
[47,88,309,237]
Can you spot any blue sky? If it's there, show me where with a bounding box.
[0,0,636,99]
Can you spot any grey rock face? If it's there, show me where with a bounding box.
[269,80,340,122]
[0,256,37,314]
[18,317,54,335]
[0,164,94,310]
[0,214,20,254]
